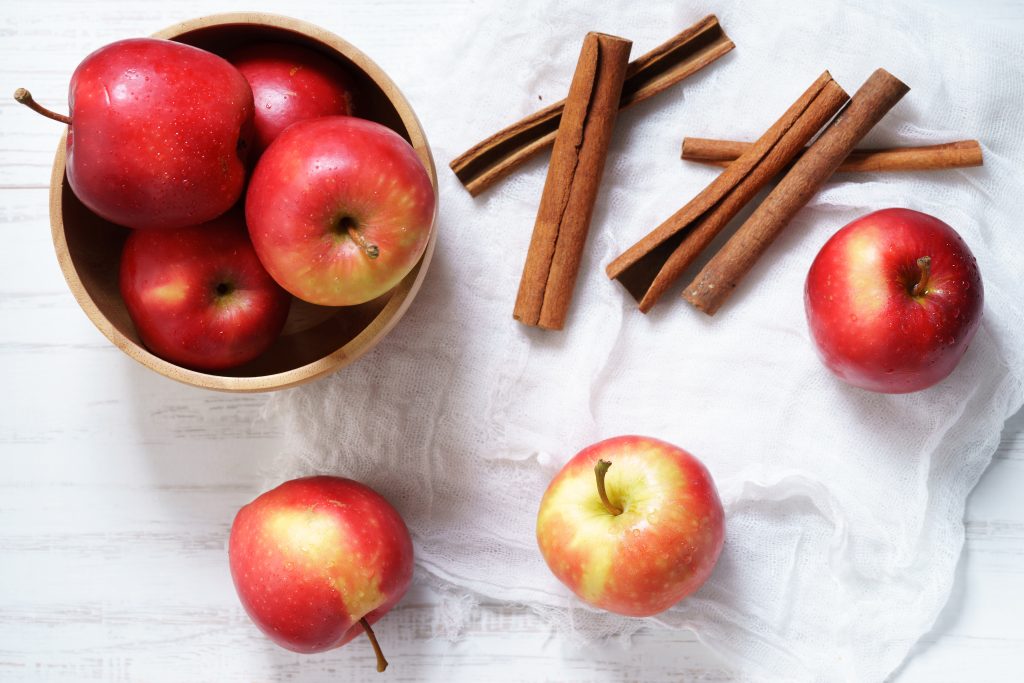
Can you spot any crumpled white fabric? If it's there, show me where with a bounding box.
[265,0,1024,679]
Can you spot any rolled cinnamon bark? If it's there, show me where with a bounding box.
[681,137,982,172]
[450,16,733,197]
[683,68,910,316]
[607,71,848,311]
[513,32,632,329]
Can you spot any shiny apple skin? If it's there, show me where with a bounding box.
[536,436,725,617]
[228,476,414,654]
[119,211,291,371]
[227,42,355,156]
[245,116,435,306]
[67,38,254,230]
[805,208,984,394]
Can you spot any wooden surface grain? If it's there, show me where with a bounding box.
[1,1,1021,681]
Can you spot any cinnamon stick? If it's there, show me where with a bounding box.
[606,72,848,311]
[681,137,982,172]
[513,33,632,329]
[684,68,910,316]
[450,16,733,197]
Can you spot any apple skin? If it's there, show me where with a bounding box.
[245,116,435,306]
[536,436,725,617]
[119,211,291,371]
[226,42,355,156]
[805,208,984,394]
[228,476,414,654]
[67,38,254,230]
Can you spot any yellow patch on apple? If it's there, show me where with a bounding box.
[266,506,386,621]
[144,280,188,305]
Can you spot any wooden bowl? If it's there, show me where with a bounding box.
[49,13,438,392]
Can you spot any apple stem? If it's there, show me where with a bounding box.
[347,226,379,259]
[594,459,623,516]
[13,88,71,125]
[911,256,932,297]
[360,617,388,673]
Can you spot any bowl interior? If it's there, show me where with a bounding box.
[54,16,437,390]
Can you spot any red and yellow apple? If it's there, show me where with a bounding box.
[245,116,435,306]
[228,476,414,671]
[227,42,355,156]
[119,210,290,370]
[18,38,255,230]
[536,435,725,617]
[805,208,984,393]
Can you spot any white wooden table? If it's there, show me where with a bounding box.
[2,1,1021,680]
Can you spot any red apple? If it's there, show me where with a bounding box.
[229,476,414,671]
[245,116,435,306]
[16,38,254,229]
[227,42,355,156]
[805,208,984,393]
[119,211,291,370]
[536,436,725,617]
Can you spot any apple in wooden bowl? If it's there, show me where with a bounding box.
[46,13,438,392]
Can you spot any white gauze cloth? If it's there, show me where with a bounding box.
[266,0,1024,679]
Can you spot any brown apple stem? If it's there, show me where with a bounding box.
[347,226,380,259]
[911,256,932,296]
[594,459,623,516]
[13,88,71,125]
[360,617,388,673]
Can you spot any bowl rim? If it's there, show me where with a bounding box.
[49,12,439,393]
